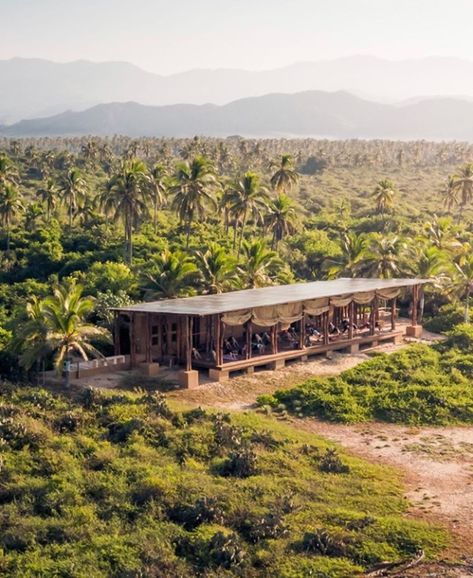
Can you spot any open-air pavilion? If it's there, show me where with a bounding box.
[111,278,426,387]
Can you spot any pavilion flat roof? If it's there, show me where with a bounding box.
[113,278,427,317]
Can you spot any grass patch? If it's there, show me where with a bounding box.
[0,383,446,577]
[258,326,473,425]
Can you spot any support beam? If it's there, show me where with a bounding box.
[184,315,192,371]
[299,314,306,349]
[348,302,354,340]
[215,314,222,366]
[145,313,152,363]
[129,313,136,368]
[113,312,120,356]
[246,320,252,359]
[391,298,396,331]
[323,311,329,345]
[271,324,278,354]
[411,285,418,326]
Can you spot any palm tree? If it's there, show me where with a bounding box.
[100,159,152,264]
[194,243,238,293]
[324,232,367,278]
[447,163,473,210]
[0,154,19,187]
[359,235,404,279]
[150,163,168,233]
[270,154,300,193]
[265,193,299,248]
[60,167,88,227]
[451,253,473,322]
[238,240,282,288]
[227,172,269,254]
[372,178,397,215]
[142,250,197,299]
[169,156,218,247]
[38,177,58,222]
[423,214,461,252]
[403,244,447,321]
[0,184,24,251]
[14,282,109,385]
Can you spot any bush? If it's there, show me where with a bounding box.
[262,341,473,425]
[220,447,258,478]
[424,303,464,333]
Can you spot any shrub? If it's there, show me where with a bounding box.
[220,447,258,478]
[424,303,464,334]
[319,448,350,474]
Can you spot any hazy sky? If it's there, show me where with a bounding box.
[2,0,473,74]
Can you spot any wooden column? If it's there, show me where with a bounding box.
[158,315,164,360]
[391,298,396,331]
[348,301,354,340]
[113,312,120,356]
[184,315,192,371]
[271,324,278,354]
[219,316,225,365]
[323,311,329,345]
[370,296,378,335]
[129,313,136,368]
[299,314,306,349]
[145,313,151,363]
[411,285,418,326]
[246,320,252,359]
[215,314,221,366]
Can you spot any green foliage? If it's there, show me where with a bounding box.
[260,342,473,425]
[424,302,465,333]
[0,385,446,577]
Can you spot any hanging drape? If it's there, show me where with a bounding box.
[222,309,252,326]
[329,294,353,308]
[376,288,401,300]
[353,291,375,305]
[220,288,402,327]
[252,302,303,327]
[304,297,330,316]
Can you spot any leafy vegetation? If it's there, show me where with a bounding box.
[258,325,473,425]
[0,384,446,577]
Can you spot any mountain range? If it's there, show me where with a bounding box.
[4,55,473,124]
[2,90,473,140]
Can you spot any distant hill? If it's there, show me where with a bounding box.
[3,90,473,140]
[4,55,473,123]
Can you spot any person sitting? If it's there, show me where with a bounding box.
[229,336,239,350]
[192,348,202,360]
[253,333,263,345]
[262,331,271,345]
[328,322,340,335]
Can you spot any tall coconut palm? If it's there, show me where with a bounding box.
[60,167,88,227]
[265,193,299,248]
[150,163,168,233]
[0,184,24,251]
[38,177,58,222]
[451,253,473,322]
[14,282,109,385]
[403,244,448,321]
[270,154,300,193]
[447,163,473,210]
[238,240,282,288]
[0,154,19,187]
[359,235,404,279]
[100,159,152,264]
[227,172,269,254]
[194,243,238,294]
[324,232,367,279]
[142,250,197,299]
[372,178,397,215]
[169,156,218,247]
[423,214,461,252]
